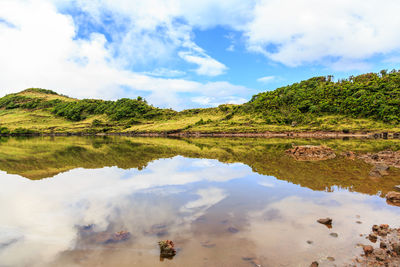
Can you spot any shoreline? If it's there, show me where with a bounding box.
[1,130,400,139]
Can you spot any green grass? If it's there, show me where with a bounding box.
[0,87,399,134]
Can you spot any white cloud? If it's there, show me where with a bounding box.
[244,0,400,68]
[0,157,249,266]
[226,44,235,52]
[142,68,185,78]
[179,51,228,76]
[0,0,251,110]
[257,76,275,83]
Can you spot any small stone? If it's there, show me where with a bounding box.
[379,224,389,230]
[307,240,313,244]
[372,225,379,232]
[356,221,362,224]
[374,248,387,261]
[378,229,388,237]
[363,245,374,255]
[310,261,319,267]
[317,218,332,225]
[380,242,387,249]
[392,243,400,255]
[330,232,338,238]
[327,256,335,261]
[368,233,378,243]
[201,241,216,248]
[227,227,239,233]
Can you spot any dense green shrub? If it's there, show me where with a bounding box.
[0,127,10,134]
[11,128,37,135]
[243,70,400,124]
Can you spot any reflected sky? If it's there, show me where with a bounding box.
[1,156,400,267]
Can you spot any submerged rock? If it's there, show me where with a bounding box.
[369,164,390,177]
[329,232,338,238]
[104,231,131,244]
[327,256,335,261]
[358,151,400,169]
[227,227,239,233]
[286,145,336,161]
[158,240,176,258]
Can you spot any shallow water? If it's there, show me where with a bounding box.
[1,137,400,267]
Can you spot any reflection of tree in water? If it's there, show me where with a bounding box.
[0,136,399,195]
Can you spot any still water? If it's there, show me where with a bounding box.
[1,137,400,267]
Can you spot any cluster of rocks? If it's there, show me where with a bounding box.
[286,145,336,161]
[359,151,400,169]
[355,224,400,266]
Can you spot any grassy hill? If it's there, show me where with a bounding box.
[0,70,400,134]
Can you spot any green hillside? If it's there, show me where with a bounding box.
[0,71,400,134]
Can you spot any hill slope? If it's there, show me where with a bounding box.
[0,71,400,134]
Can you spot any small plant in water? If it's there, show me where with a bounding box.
[158,240,176,260]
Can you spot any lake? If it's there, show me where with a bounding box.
[1,136,400,266]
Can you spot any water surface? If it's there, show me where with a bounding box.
[1,137,400,267]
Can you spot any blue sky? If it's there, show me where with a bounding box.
[1,0,400,109]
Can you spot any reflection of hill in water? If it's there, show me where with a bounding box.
[0,136,400,195]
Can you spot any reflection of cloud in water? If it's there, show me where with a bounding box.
[0,157,249,266]
[245,191,400,266]
[180,187,227,221]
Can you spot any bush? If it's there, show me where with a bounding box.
[91,119,102,127]
[0,127,10,134]
[11,128,37,135]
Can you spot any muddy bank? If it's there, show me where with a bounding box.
[1,130,400,139]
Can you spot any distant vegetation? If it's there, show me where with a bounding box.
[0,70,399,134]
[51,98,175,121]
[0,88,175,122]
[244,70,400,125]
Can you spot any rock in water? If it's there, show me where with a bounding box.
[329,232,338,238]
[386,191,400,203]
[158,240,176,258]
[317,218,332,225]
[369,164,389,177]
[363,245,374,255]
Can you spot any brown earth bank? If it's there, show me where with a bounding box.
[1,130,400,139]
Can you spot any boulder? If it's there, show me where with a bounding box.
[386,191,400,203]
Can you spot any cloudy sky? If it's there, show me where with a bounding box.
[1,0,400,109]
